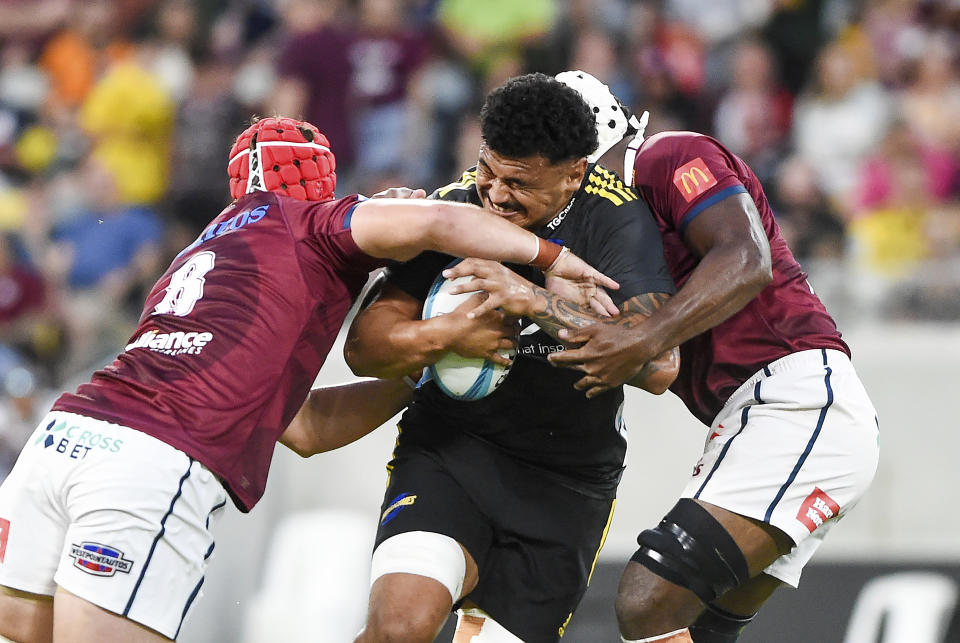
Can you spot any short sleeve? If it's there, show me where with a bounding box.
[584,199,675,306]
[638,132,748,235]
[290,194,383,273]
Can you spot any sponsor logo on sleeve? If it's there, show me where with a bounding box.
[380,493,417,526]
[796,487,840,532]
[672,158,718,202]
[70,542,134,576]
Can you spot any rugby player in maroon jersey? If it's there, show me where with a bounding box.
[0,116,618,643]
[534,72,880,642]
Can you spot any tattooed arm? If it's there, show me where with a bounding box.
[444,258,679,394]
[527,287,678,394]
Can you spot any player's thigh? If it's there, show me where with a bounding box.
[0,415,74,600]
[0,586,53,643]
[48,416,227,640]
[53,588,170,643]
[375,444,493,588]
[697,500,794,574]
[683,351,877,571]
[465,467,616,641]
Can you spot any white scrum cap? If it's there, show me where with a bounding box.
[555,70,648,183]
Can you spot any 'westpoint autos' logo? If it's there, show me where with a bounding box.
[70,542,134,577]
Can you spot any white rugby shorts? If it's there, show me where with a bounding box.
[0,412,228,639]
[681,349,879,587]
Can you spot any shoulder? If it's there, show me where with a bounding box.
[638,131,730,165]
[431,168,480,204]
[577,164,645,210]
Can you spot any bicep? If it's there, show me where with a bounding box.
[347,282,423,341]
[683,192,769,258]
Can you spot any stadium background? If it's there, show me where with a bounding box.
[0,0,957,641]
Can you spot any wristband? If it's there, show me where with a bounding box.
[528,237,564,271]
[544,246,570,273]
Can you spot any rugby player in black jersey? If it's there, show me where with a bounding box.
[346,73,678,643]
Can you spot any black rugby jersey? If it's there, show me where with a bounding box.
[390,165,675,497]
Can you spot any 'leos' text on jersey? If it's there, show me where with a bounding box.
[391,165,675,497]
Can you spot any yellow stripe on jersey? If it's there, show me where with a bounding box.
[436,169,478,198]
[586,167,637,206]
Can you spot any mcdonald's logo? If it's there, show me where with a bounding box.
[672,157,718,202]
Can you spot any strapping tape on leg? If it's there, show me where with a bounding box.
[370,531,466,603]
[630,499,749,604]
[454,607,524,642]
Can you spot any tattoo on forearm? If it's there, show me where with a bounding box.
[529,286,599,338]
[527,289,672,343]
[620,292,670,319]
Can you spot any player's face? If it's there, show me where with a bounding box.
[475,145,586,230]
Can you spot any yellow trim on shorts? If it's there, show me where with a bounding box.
[560,498,617,637]
[587,498,616,585]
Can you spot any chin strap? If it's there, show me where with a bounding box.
[623,110,649,188]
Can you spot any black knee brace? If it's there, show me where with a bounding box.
[689,604,755,642]
[629,499,749,604]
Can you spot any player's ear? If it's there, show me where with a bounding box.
[565,157,588,190]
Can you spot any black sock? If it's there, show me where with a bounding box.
[689,604,755,643]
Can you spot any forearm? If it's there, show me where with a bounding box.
[639,244,770,356]
[626,346,679,395]
[424,202,556,265]
[351,200,555,267]
[345,315,455,379]
[280,379,413,456]
[527,285,607,341]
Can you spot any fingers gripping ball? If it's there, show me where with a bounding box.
[227,117,337,201]
[422,270,516,401]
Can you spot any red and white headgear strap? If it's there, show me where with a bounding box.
[227,117,337,201]
[555,70,648,187]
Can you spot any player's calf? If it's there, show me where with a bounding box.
[687,604,754,642]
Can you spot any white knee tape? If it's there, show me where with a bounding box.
[370,531,466,603]
[455,607,524,642]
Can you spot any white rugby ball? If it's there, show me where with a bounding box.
[422,271,515,401]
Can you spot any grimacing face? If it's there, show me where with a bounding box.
[475,144,587,230]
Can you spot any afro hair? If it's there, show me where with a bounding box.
[480,73,599,164]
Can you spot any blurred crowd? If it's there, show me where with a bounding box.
[0,0,958,472]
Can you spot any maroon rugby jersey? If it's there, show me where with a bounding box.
[631,132,849,425]
[54,192,382,510]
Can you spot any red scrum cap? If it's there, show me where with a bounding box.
[227,117,337,201]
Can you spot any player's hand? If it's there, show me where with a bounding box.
[544,274,619,317]
[370,186,427,199]
[547,322,660,398]
[443,258,538,319]
[445,292,517,366]
[543,247,619,294]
